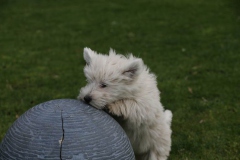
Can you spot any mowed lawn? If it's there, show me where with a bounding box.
[0,0,239,159]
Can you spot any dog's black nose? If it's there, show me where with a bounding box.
[84,95,92,103]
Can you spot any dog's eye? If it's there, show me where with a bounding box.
[100,83,107,88]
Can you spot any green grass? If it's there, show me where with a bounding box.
[1,0,240,159]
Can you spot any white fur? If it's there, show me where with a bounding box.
[78,47,172,160]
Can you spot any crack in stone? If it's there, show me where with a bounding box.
[60,110,64,160]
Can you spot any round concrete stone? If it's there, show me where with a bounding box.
[0,99,135,160]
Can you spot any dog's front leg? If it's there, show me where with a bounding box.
[107,99,136,119]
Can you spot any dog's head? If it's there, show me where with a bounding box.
[78,47,144,109]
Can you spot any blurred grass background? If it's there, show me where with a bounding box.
[0,0,240,159]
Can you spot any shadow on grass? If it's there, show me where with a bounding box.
[230,0,240,16]
[0,0,9,6]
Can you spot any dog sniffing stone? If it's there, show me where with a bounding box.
[0,99,135,160]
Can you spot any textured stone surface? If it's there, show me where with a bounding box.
[0,99,135,160]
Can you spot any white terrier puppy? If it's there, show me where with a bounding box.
[78,47,172,160]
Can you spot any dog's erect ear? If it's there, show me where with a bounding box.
[123,59,143,79]
[83,47,96,64]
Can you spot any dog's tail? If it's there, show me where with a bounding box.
[164,110,172,126]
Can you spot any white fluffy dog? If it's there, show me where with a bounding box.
[78,47,172,160]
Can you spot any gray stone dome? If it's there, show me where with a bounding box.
[0,99,135,160]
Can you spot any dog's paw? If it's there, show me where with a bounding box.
[107,102,123,116]
[107,99,136,118]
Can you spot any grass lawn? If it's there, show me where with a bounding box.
[0,0,240,159]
